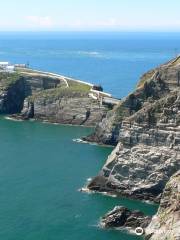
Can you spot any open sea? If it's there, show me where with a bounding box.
[0,32,180,240]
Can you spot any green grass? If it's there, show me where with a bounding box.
[0,72,21,90]
[28,84,91,102]
[137,69,155,88]
[17,68,92,92]
[66,80,91,91]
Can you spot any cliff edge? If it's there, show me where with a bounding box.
[0,68,117,126]
[145,170,180,240]
[87,56,180,202]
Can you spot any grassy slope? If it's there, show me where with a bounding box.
[28,82,91,102]
[0,72,21,90]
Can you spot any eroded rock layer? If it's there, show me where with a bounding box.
[0,71,111,126]
[20,92,108,126]
[100,206,151,230]
[87,56,180,202]
[145,171,180,240]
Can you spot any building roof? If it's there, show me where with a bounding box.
[0,62,9,65]
[6,66,14,69]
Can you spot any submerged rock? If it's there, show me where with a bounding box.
[100,206,151,231]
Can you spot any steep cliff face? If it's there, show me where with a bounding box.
[87,56,180,202]
[145,171,180,240]
[0,70,111,126]
[87,57,180,145]
[0,72,64,114]
[0,73,26,114]
[22,74,63,96]
[20,87,109,126]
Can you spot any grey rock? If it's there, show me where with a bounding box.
[100,206,151,230]
[145,171,180,240]
[0,75,26,114]
[0,71,111,126]
[87,56,180,202]
[20,95,108,126]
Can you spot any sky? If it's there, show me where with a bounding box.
[0,0,180,31]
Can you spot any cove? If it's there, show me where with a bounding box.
[0,117,158,240]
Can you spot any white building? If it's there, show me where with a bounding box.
[0,62,15,73]
[14,64,27,68]
[0,61,27,73]
[6,65,15,72]
[0,62,9,68]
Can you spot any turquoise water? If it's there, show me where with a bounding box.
[0,32,175,239]
[0,118,157,240]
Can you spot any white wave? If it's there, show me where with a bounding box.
[101,192,117,198]
[72,138,88,144]
[4,116,23,122]
[76,51,103,58]
[78,187,95,194]
[87,177,92,182]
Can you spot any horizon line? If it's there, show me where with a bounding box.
[0,30,180,33]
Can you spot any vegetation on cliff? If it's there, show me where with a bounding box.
[27,83,91,103]
[0,68,110,126]
[0,72,22,90]
[87,56,180,204]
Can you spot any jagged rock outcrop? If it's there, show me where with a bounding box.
[145,171,180,240]
[87,56,180,202]
[20,89,109,126]
[100,206,151,230]
[0,71,64,114]
[0,70,111,126]
[0,73,26,113]
[86,57,180,145]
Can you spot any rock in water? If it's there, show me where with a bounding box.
[100,206,151,231]
[145,171,180,240]
[87,56,180,202]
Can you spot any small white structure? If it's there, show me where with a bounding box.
[6,65,15,72]
[0,62,9,68]
[15,64,27,68]
[0,61,27,73]
[0,61,16,73]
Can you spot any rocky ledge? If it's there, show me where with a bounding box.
[0,68,118,126]
[145,170,180,240]
[87,56,180,202]
[100,171,180,240]
[18,84,109,127]
[100,206,151,231]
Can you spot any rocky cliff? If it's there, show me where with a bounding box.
[145,170,180,240]
[98,171,180,239]
[0,71,65,114]
[87,56,180,202]
[0,73,26,114]
[0,70,112,126]
[20,84,109,126]
[100,205,151,230]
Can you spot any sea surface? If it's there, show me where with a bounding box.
[0,32,180,240]
[0,118,157,240]
[0,32,180,97]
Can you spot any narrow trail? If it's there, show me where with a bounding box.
[20,69,70,88]
[19,68,121,105]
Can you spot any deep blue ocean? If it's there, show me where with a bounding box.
[0,32,179,240]
[0,32,180,97]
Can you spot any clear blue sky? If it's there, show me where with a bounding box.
[0,0,180,31]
